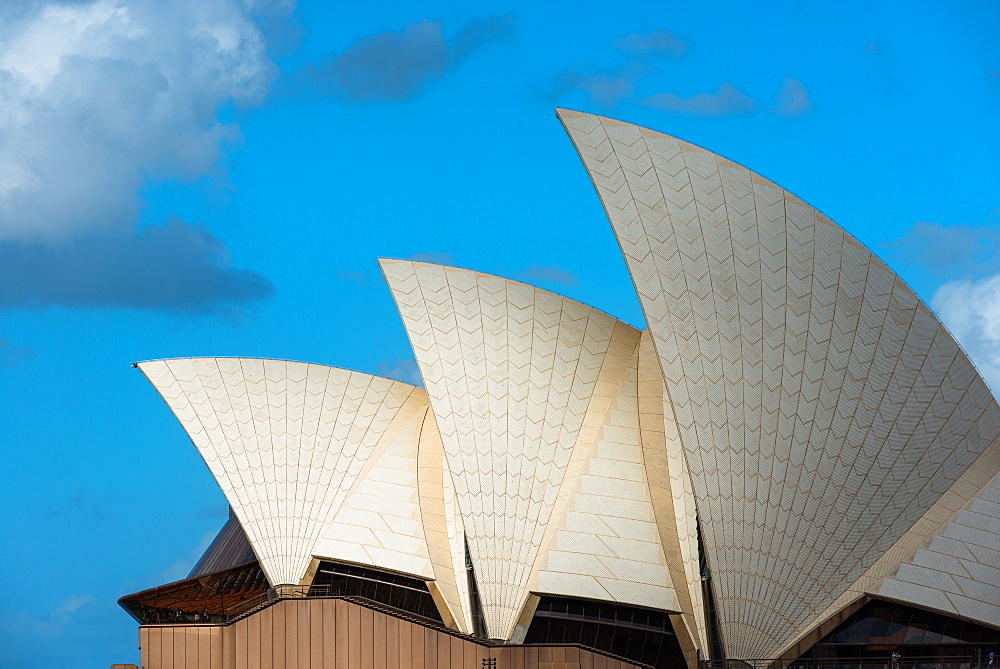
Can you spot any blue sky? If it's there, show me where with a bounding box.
[0,0,996,666]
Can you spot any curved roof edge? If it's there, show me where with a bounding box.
[378,257,645,331]
[135,356,424,393]
[557,107,1000,659]
[381,258,671,641]
[137,357,430,586]
[554,106,994,390]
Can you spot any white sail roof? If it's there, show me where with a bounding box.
[135,110,1000,661]
[381,260,686,641]
[138,359,428,587]
[558,108,1000,658]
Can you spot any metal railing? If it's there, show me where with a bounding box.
[138,608,229,625]
[700,656,993,669]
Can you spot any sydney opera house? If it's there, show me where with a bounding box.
[120,110,1000,669]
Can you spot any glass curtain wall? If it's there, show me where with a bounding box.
[525,595,685,668]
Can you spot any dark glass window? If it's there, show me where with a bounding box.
[941,616,969,644]
[844,614,874,644]
[798,599,1000,664]
[524,595,685,669]
[311,561,442,624]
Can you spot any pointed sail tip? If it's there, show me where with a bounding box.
[555,107,592,121]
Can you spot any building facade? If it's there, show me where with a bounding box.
[120,111,1000,669]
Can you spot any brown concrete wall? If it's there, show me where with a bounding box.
[138,598,641,669]
[139,625,222,668]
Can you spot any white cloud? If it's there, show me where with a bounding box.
[931,274,1000,395]
[0,0,278,241]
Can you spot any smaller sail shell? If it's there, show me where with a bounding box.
[138,359,427,587]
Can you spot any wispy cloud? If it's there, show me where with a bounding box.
[377,357,423,386]
[864,38,896,86]
[541,62,648,107]
[47,490,106,522]
[520,263,576,286]
[543,30,804,119]
[337,269,373,283]
[0,0,278,311]
[614,29,690,57]
[199,503,230,519]
[0,220,274,313]
[642,82,755,117]
[409,251,456,266]
[865,40,892,55]
[0,338,35,367]
[0,593,117,665]
[886,211,1000,394]
[305,15,515,102]
[152,530,218,584]
[771,77,813,117]
[883,214,1000,278]
[0,593,95,637]
[53,595,96,621]
[538,29,687,108]
[453,14,516,59]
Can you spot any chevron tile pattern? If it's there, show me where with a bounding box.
[138,359,429,587]
[531,335,682,613]
[776,432,1000,659]
[136,111,1000,663]
[381,260,650,640]
[876,455,1000,627]
[558,109,1000,658]
[313,405,434,579]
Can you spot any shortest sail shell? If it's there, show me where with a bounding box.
[138,358,427,587]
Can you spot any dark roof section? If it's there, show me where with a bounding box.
[188,508,257,578]
[118,560,268,624]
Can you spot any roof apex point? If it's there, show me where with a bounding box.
[554,107,590,119]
